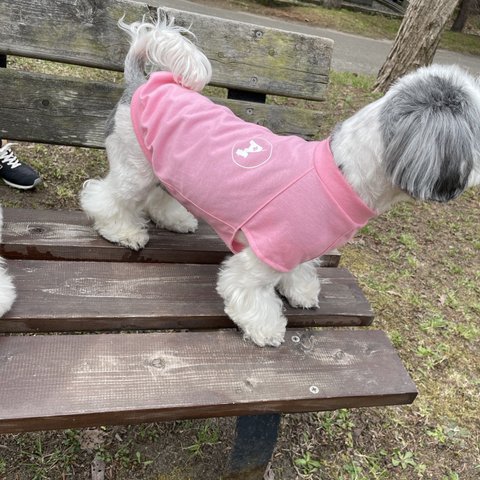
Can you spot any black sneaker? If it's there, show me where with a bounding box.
[0,143,41,190]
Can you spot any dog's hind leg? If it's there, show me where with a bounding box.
[216,248,286,347]
[81,106,157,250]
[81,176,152,251]
[277,260,320,309]
[144,186,198,234]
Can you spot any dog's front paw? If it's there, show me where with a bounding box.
[243,327,286,348]
[216,247,286,347]
[98,227,149,251]
[278,282,320,309]
[149,201,198,234]
[224,303,287,348]
[164,211,198,234]
[277,264,320,309]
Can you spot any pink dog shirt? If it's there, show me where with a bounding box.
[131,72,376,272]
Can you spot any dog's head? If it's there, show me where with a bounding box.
[380,64,480,202]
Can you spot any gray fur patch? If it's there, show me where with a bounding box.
[104,104,118,139]
[380,72,478,202]
[105,76,144,139]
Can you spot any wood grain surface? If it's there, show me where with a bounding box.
[1,261,373,332]
[0,69,324,147]
[0,0,333,100]
[1,208,341,267]
[0,330,417,433]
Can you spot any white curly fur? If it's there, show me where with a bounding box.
[119,10,211,92]
[0,206,16,316]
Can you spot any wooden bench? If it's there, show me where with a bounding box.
[0,1,417,478]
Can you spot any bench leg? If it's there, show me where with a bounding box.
[225,413,281,480]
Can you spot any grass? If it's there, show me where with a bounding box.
[184,420,221,456]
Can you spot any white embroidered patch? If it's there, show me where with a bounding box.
[232,137,273,169]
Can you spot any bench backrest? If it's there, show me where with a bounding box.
[0,0,333,148]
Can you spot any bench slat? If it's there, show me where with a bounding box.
[1,260,373,332]
[1,208,340,266]
[0,330,417,433]
[0,1,332,101]
[0,70,323,147]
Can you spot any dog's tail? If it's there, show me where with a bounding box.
[119,9,212,92]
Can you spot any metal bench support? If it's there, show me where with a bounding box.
[226,413,281,480]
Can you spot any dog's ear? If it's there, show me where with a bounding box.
[380,68,479,202]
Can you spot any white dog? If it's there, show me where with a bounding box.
[81,13,480,347]
[0,206,16,316]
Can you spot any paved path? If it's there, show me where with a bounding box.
[157,0,480,76]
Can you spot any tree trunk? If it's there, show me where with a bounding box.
[373,0,460,93]
[451,0,474,32]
